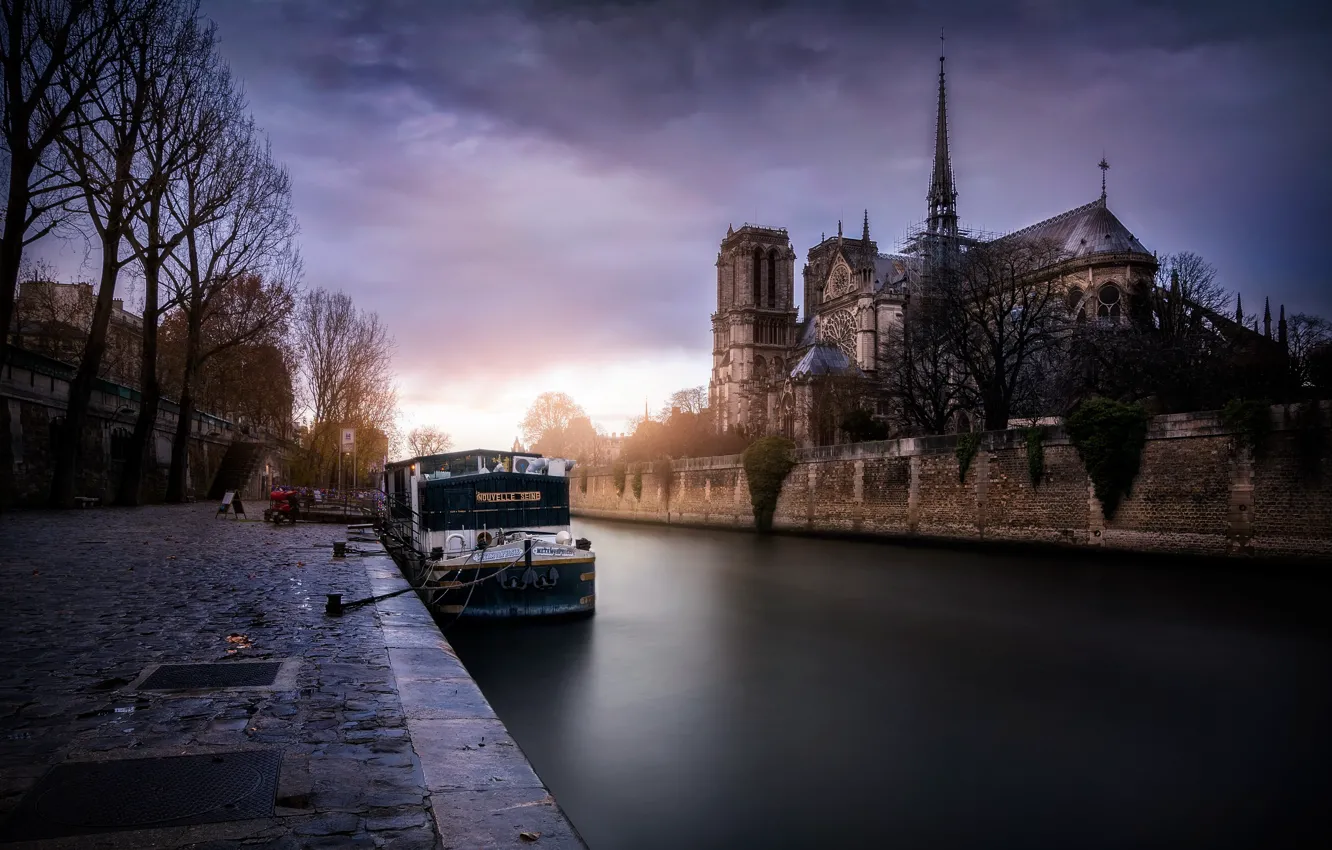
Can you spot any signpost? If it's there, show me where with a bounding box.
[340,428,356,506]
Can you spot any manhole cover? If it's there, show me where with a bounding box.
[0,750,280,841]
[139,662,281,690]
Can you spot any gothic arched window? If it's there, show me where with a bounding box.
[767,250,777,308]
[1098,284,1122,323]
[751,248,762,304]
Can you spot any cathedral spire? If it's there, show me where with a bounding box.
[862,209,870,243]
[926,29,958,238]
[1099,155,1110,204]
[1235,293,1243,325]
[1264,297,1272,338]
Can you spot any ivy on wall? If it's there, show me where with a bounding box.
[741,436,796,532]
[955,433,981,483]
[612,461,627,497]
[1026,427,1045,487]
[654,455,674,504]
[1066,397,1150,519]
[1220,398,1273,459]
[1293,401,1327,483]
[631,469,643,500]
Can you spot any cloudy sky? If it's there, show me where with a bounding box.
[92,0,1332,447]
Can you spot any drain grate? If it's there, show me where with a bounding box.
[0,749,281,841]
[139,662,282,691]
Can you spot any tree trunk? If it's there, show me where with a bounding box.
[49,248,121,508]
[116,261,161,505]
[164,311,201,503]
[0,155,34,511]
[982,389,1009,432]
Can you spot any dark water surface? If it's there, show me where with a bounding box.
[447,520,1332,850]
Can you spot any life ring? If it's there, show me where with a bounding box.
[445,533,466,553]
[476,530,493,548]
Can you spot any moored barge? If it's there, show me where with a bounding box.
[381,449,595,620]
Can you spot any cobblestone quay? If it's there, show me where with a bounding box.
[0,505,583,849]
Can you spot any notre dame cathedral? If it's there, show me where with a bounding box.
[709,47,1195,444]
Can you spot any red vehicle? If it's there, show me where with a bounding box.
[264,489,302,524]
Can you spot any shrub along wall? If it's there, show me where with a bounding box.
[572,403,1332,559]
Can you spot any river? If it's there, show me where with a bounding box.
[447,519,1332,849]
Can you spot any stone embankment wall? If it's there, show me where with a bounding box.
[572,404,1332,559]
[2,353,285,507]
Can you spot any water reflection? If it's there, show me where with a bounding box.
[449,520,1332,850]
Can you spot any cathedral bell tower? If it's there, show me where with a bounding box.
[710,224,798,434]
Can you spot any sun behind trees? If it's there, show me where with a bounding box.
[519,392,600,460]
[515,387,748,467]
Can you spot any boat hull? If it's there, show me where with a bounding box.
[383,536,595,620]
[430,554,595,620]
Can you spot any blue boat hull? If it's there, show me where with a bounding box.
[434,557,596,620]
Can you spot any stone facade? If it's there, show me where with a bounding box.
[709,224,798,434]
[2,350,287,507]
[572,403,1332,559]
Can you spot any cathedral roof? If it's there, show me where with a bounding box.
[996,199,1150,259]
[790,344,863,379]
[873,253,919,292]
[794,317,817,348]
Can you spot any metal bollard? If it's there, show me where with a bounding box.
[333,541,347,558]
[325,594,343,616]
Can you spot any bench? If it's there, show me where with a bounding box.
[73,497,101,509]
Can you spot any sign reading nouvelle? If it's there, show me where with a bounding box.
[476,491,542,503]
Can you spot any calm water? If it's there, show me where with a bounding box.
[448,520,1332,850]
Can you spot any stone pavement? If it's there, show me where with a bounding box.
[0,505,584,849]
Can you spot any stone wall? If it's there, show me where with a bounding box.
[3,353,287,508]
[572,403,1332,559]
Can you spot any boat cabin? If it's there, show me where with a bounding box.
[383,449,574,557]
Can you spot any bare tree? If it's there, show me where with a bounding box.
[1155,251,1229,317]
[533,414,599,460]
[935,237,1071,431]
[519,392,586,449]
[1288,313,1332,390]
[47,0,176,506]
[877,297,972,436]
[660,385,706,418]
[160,113,300,501]
[406,425,453,457]
[118,4,234,504]
[294,288,397,487]
[1,0,124,507]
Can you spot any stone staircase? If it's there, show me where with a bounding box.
[208,441,266,500]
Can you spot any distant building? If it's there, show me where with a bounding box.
[709,47,1285,445]
[11,281,142,388]
[597,432,625,463]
